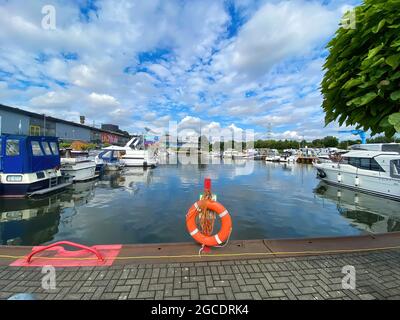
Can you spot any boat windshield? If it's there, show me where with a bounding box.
[50,142,59,155]
[42,142,53,155]
[100,150,113,158]
[390,160,400,178]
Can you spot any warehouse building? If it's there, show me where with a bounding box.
[0,104,130,146]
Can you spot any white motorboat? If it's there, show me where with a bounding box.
[279,151,297,163]
[103,135,158,168]
[243,149,259,159]
[209,151,222,158]
[60,149,97,182]
[265,149,281,162]
[282,149,298,163]
[313,143,400,200]
[95,149,124,171]
[223,149,245,159]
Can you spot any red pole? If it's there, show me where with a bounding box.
[204,178,211,192]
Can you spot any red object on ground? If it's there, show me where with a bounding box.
[204,178,211,192]
[202,246,211,253]
[10,242,122,267]
[26,241,104,263]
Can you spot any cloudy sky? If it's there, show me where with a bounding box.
[0,0,361,140]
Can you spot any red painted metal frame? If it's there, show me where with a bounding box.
[25,241,104,263]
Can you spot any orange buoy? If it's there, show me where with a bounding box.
[186,199,232,247]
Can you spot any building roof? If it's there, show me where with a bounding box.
[0,104,130,138]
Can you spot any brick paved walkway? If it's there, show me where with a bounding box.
[1,250,400,300]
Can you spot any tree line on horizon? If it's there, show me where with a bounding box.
[203,135,400,152]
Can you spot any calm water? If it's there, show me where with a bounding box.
[1,160,400,246]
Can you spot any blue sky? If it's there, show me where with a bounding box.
[0,0,362,140]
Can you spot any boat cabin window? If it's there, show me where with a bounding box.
[382,144,400,153]
[42,142,52,155]
[31,141,44,156]
[391,160,400,178]
[49,142,59,155]
[6,139,20,156]
[343,157,384,172]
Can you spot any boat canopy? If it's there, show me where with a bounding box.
[98,150,120,162]
[0,135,60,174]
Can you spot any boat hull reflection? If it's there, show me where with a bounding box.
[314,181,400,233]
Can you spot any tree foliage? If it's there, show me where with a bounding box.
[312,136,339,148]
[321,0,400,136]
[253,137,338,150]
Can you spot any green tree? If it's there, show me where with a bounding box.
[338,140,361,150]
[312,139,323,148]
[321,0,400,136]
[322,136,339,148]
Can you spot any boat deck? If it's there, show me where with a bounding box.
[1,233,400,300]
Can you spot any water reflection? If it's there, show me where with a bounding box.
[1,162,399,246]
[314,181,400,233]
[0,196,62,245]
[0,180,97,245]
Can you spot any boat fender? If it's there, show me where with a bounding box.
[317,169,326,178]
[355,176,360,187]
[337,173,342,183]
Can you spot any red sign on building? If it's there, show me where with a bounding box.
[101,132,118,144]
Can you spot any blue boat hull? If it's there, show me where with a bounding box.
[95,163,105,175]
[0,177,67,198]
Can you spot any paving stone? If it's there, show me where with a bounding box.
[1,249,400,300]
[234,292,252,300]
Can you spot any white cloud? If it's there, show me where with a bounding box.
[211,1,339,78]
[88,92,120,107]
[30,91,74,109]
[0,0,354,138]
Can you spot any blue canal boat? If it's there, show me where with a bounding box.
[0,135,72,198]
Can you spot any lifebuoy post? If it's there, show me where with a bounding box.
[186,178,233,252]
[203,178,212,253]
[204,177,211,192]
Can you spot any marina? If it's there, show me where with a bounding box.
[1,159,399,246]
[1,0,400,304]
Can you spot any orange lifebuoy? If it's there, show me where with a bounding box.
[186,199,232,247]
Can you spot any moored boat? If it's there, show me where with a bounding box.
[0,135,72,198]
[60,149,97,182]
[95,149,125,171]
[265,149,280,162]
[313,143,400,200]
[104,135,158,168]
